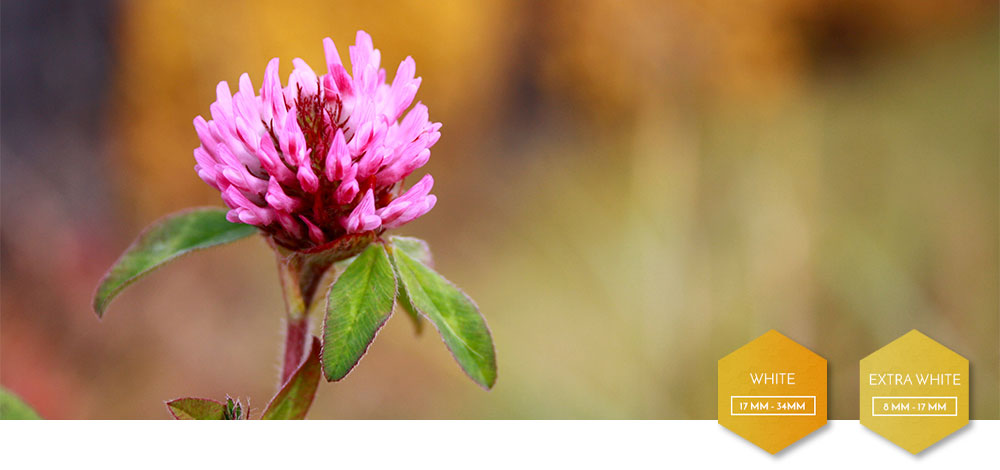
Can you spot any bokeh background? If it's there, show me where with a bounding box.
[2,0,997,419]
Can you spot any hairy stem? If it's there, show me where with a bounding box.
[270,234,374,387]
[275,251,332,385]
[281,315,311,383]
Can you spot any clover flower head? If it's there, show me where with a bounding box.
[193,31,441,251]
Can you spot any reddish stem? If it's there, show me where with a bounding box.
[281,315,310,384]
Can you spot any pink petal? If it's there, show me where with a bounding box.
[297,162,319,193]
[388,57,419,120]
[324,128,350,181]
[193,116,218,154]
[382,195,436,230]
[325,63,353,98]
[377,174,434,227]
[341,189,380,234]
[323,37,343,70]
[256,135,296,184]
[299,215,326,245]
[375,148,430,188]
[193,147,222,190]
[237,73,256,105]
[274,210,303,238]
[222,186,274,226]
[357,145,388,179]
[335,176,359,205]
[261,58,286,122]
[214,81,234,121]
[290,58,319,97]
[265,177,301,212]
[349,30,375,74]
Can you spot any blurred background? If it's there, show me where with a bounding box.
[1,0,997,419]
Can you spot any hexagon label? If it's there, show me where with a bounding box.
[860,330,969,454]
[718,330,827,454]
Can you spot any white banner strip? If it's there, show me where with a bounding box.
[0,419,994,468]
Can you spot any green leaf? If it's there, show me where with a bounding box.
[0,387,42,420]
[321,243,397,382]
[165,397,226,420]
[272,231,378,319]
[389,245,497,389]
[387,236,433,265]
[222,397,247,420]
[387,236,432,334]
[263,337,322,420]
[93,207,257,317]
[395,283,424,334]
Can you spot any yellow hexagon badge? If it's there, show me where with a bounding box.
[860,330,969,454]
[718,330,828,454]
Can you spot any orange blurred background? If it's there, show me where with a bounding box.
[2,0,997,419]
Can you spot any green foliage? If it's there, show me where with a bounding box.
[263,337,322,420]
[221,397,246,420]
[387,236,432,334]
[317,236,497,389]
[387,236,433,265]
[0,387,42,420]
[389,241,498,390]
[93,208,257,317]
[273,231,379,320]
[165,396,248,420]
[321,243,397,381]
[165,397,227,420]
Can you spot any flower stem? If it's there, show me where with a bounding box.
[274,247,334,385]
[281,315,310,383]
